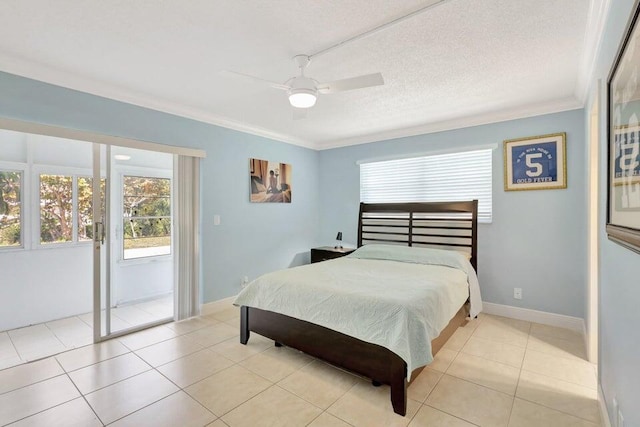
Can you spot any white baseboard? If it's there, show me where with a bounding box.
[200,295,237,315]
[599,385,612,427]
[482,302,584,332]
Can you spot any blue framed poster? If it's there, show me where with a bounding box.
[612,126,640,188]
[503,133,567,191]
[607,0,640,254]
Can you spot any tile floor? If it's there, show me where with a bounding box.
[0,295,173,369]
[0,305,601,427]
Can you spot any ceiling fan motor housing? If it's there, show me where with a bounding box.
[288,76,317,108]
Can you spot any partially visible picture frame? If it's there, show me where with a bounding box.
[606,0,640,254]
[249,158,292,203]
[503,133,567,191]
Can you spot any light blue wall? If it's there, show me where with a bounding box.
[0,71,320,303]
[318,109,586,318]
[585,1,640,426]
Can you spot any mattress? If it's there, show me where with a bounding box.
[234,246,481,374]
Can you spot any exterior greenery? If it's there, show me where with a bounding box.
[39,174,73,243]
[123,176,171,257]
[1,172,169,253]
[0,171,21,246]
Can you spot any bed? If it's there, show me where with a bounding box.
[235,200,479,416]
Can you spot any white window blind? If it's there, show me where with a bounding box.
[360,149,493,223]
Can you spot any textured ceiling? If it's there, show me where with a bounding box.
[0,0,591,149]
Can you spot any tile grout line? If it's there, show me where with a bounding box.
[1,388,93,426]
[2,331,24,367]
[524,344,593,363]
[513,394,601,425]
[2,315,240,424]
[274,366,358,414]
[0,372,68,398]
[217,382,280,422]
[180,345,328,422]
[159,345,240,390]
[77,313,94,329]
[108,334,343,426]
[44,319,88,352]
[103,389,218,426]
[1,370,104,426]
[2,310,223,370]
[519,351,597,389]
[427,318,520,426]
[420,402,482,426]
[70,354,154,396]
[506,341,526,427]
[83,349,216,427]
[435,361,516,424]
[113,349,226,423]
[43,320,72,352]
[55,357,107,426]
[516,342,600,424]
[59,343,133,374]
[511,324,599,426]
[5,311,592,425]
[519,364,597,390]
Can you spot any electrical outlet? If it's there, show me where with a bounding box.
[213,215,221,226]
[513,288,523,300]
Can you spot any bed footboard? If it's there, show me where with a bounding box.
[239,304,466,416]
[240,305,408,416]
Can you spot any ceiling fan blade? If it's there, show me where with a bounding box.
[317,72,384,94]
[219,70,290,91]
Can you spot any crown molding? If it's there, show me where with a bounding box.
[0,53,584,153]
[0,53,316,150]
[575,0,613,103]
[315,97,583,150]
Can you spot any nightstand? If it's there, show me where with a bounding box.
[310,246,356,263]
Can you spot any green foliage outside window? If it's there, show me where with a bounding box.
[40,175,73,244]
[0,171,21,246]
[123,176,171,257]
[77,177,105,241]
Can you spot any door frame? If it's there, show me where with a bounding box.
[586,83,601,364]
[0,117,203,342]
[92,144,177,342]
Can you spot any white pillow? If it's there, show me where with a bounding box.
[348,244,471,271]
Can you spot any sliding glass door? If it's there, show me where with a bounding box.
[93,144,175,340]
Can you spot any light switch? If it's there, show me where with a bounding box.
[214,215,221,226]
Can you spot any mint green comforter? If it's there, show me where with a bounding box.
[234,257,470,375]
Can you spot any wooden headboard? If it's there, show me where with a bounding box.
[357,200,478,271]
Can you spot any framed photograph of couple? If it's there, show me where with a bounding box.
[607,0,640,253]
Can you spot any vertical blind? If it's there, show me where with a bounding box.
[174,155,201,320]
[360,149,493,223]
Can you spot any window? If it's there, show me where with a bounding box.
[40,174,73,244]
[0,170,22,247]
[360,149,493,222]
[38,174,103,245]
[123,176,171,259]
[77,177,93,241]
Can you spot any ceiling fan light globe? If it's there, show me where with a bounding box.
[289,90,317,108]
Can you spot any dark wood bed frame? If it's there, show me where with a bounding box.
[240,200,478,416]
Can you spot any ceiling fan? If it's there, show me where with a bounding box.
[221,54,384,109]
